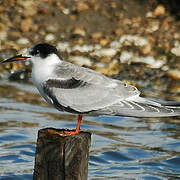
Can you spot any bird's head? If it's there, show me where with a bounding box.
[0,43,61,65]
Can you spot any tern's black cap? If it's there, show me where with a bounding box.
[29,43,59,59]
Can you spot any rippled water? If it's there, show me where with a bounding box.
[0,80,180,180]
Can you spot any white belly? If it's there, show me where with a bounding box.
[31,62,55,106]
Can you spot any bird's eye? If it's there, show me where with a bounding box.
[29,48,40,56]
[35,49,40,55]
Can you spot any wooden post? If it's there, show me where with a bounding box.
[33,128,91,180]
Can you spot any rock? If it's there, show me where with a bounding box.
[69,56,92,66]
[100,58,111,64]
[95,60,120,75]
[8,69,29,81]
[20,18,33,32]
[146,21,159,33]
[11,61,25,72]
[0,22,7,41]
[31,24,39,32]
[120,35,148,46]
[153,5,165,17]
[46,25,59,33]
[0,6,4,13]
[19,1,37,16]
[2,41,19,50]
[171,45,180,57]
[174,33,179,39]
[76,1,89,12]
[0,49,17,62]
[62,8,70,15]
[44,33,55,42]
[120,51,133,63]
[110,40,121,49]
[120,52,165,69]
[123,18,131,25]
[72,26,86,37]
[0,31,7,41]
[17,38,30,45]
[91,48,117,58]
[73,37,84,45]
[146,11,153,18]
[70,15,77,21]
[72,45,94,53]
[91,32,103,43]
[95,62,106,68]
[9,31,21,39]
[100,37,110,46]
[57,42,70,52]
[114,28,123,36]
[140,44,152,55]
[133,56,165,69]
[93,44,101,50]
[167,70,180,80]
[168,83,180,93]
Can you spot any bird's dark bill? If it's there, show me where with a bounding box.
[0,54,30,64]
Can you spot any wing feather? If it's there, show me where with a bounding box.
[45,78,87,89]
[40,61,180,117]
[42,61,140,112]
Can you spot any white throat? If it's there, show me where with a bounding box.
[31,54,62,85]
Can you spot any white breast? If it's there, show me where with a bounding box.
[31,54,62,85]
[30,54,62,105]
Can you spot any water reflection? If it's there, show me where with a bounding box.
[0,81,180,179]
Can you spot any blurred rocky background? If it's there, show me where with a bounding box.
[0,0,179,100]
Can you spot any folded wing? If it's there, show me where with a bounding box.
[42,61,140,113]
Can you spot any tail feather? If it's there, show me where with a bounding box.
[95,98,180,117]
[157,101,180,107]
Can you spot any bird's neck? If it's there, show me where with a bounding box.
[31,56,62,85]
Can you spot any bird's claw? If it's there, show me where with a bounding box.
[47,129,80,136]
[64,130,79,136]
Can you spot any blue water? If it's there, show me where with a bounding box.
[0,80,180,179]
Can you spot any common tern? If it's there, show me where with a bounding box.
[1,43,180,135]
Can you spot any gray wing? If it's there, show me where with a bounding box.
[42,61,180,117]
[42,61,140,113]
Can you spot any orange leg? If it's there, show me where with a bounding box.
[64,115,82,136]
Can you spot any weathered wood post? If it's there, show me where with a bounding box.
[33,128,91,180]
